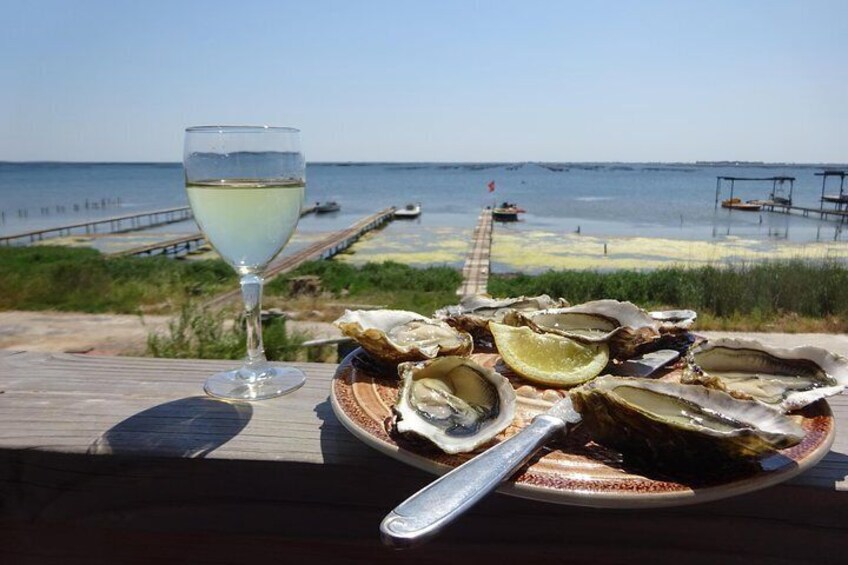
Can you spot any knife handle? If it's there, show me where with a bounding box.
[380,414,566,549]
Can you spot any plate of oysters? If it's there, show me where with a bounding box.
[330,295,847,508]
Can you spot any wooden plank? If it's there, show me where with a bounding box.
[457,208,492,297]
[1,351,847,563]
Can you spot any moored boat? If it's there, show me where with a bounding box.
[394,202,421,219]
[721,198,762,211]
[492,202,525,221]
[315,201,341,213]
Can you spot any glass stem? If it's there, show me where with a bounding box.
[239,273,267,381]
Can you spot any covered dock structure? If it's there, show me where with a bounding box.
[714,175,796,209]
[818,170,848,211]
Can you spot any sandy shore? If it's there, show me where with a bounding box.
[0,311,342,356]
[3,310,848,360]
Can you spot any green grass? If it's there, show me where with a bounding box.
[147,301,308,361]
[0,246,236,313]
[489,260,848,330]
[266,260,462,315]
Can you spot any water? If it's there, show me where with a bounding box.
[1,162,846,271]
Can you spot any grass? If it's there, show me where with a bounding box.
[147,301,309,361]
[266,260,462,315]
[3,246,848,334]
[0,246,235,313]
[489,260,848,332]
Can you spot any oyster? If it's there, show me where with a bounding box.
[649,309,698,332]
[334,310,473,363]
[683,338,848,412]
[505,299,661,360]
[434,294,568,340]
[394,356,516,454]
[570,376,805,468]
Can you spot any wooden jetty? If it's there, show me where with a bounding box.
[761,201,848,223]
[456,208,493,297]
[107,233,209,259]
[205,207,395,308]
[0,206,193,246]
[109,204,319,259]
[1,348,847,563]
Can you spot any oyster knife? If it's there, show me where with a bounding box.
[379,348,680,549]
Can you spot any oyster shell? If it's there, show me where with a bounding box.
[505,299,661,360]
[334,309,473,363]
[434,294,568,340]
[570,376,805,468]
[649,309,698,332]
[394,356,516,454]
[683,338,848,412]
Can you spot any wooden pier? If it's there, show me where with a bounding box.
[456,208,493,297]
[761,201,848,223]
[0,206,193,246]
[205,207,396,308]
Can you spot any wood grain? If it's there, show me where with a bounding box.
[1,351,847,564]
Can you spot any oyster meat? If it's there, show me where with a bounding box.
[570,376,804,468]
[434,294,568,339]
[334,309,473,363]
[505,299,661,360]
[394,356,517,454]
[683,338,848,412]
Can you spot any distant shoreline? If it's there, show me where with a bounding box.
[2,160,847,168]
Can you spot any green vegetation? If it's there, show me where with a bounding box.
[3,247,847,334]
[267,260,462,315]
[489,260,848,332]
[0,246,235,313]
[147,301,309,361]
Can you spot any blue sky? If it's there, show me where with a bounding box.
[1,0,846,162]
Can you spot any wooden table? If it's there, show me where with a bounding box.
[1,351,847,564]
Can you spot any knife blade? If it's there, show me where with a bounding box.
[379,348,681,548]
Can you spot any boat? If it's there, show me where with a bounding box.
[721,198,762,212]
[492,202,525,221]
[315,201,341,214]
[394,203,421,219]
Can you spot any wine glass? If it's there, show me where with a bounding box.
[184,125,306,400]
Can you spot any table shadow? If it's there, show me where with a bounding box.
[87,396,252,458]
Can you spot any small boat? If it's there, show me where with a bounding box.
[315,201,341,214]
[492,202,525,221]
[721,198,762,212]
[394,203,421,219]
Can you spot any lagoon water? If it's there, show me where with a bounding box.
[2,162,846,272]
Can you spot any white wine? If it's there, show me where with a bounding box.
[187,180,305,272]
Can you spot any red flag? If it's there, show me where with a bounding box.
[487,180,495,193]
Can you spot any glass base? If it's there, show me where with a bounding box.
[204,366,306,401]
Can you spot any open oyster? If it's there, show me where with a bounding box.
[649,309,698,332]
[434,294,568,340]
[570,376,805,468]
[683,338,848,412]
[394,356,516,454]
[334,310,473,363]
[505,299,661,360]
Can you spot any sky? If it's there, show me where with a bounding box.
[1,0,847,163]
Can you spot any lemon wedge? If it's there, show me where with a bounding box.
[489,322,609,387]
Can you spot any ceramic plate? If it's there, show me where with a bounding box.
[330,349,835,508]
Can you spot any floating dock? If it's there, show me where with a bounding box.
[456,208,493,297]
[0,206,194,246]
[205,207,396,308]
